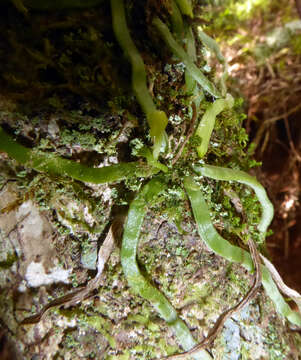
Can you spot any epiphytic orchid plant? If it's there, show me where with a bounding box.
[1,0,301,359]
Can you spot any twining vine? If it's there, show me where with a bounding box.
[1,0,301,359]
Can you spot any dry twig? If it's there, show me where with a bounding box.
[283,115,301,162]
[260,254,301,313]
[253,103,301,151]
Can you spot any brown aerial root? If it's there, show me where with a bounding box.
[162,238,262,360]
[20,218,123,325]
[171,102,198,165]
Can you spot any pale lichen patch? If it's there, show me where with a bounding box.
[25,261,71,287]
